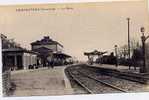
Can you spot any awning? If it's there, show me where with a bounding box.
[2,48,39,55]
[53,52,71,59]
[84,50,107,56]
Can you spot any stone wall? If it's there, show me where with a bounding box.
[2,70,11,96]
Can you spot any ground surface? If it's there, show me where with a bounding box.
[91,64,140,73]
[9,64,149,97]
[10,66,74,96]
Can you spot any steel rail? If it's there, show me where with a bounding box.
[79,71,128,93]
[67,70,94,94]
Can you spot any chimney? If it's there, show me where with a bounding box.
[44,36,50,40]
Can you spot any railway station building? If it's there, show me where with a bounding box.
[31,36,72,67]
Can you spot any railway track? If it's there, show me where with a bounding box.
[67,68,128,94]
[68,70,94,94]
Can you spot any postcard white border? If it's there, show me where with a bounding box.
[0,0,149,100]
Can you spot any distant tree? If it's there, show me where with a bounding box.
[118,44,128,59]
[132,48,143,69]
[118,38,141,59]
[130,38,141,52]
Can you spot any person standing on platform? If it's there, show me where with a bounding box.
[50,57,55,69]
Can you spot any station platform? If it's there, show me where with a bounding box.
[10,66,74,96]
[90,64,140,73]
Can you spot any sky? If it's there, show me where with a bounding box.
[0,0,148,61]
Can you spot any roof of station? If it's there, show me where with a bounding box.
[2,48,39,55]
[84,50,107,56]
[53,52,71,59]
[31,36,63,47]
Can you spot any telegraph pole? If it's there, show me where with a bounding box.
[127,18,131,70]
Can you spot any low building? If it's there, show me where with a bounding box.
[2,34,38,70]
[3,48,38,70]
